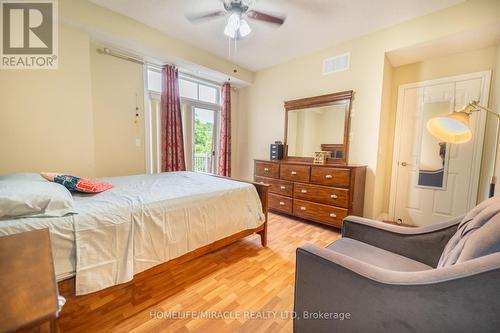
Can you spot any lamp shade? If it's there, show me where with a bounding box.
[426,111,472,144]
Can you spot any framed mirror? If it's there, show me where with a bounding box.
[417,101,451,189]
[284,91,353,164]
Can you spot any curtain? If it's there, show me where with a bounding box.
[218,82,231,176]
[161,65,186,172]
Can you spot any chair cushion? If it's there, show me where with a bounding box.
[438,197,500,267]
[327,238,432,272]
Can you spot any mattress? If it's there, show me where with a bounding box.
[0,172,264,294]
[0,208,76,280]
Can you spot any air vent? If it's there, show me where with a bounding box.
[323,52,350,75]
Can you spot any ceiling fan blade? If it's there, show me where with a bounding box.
[186,11,227,23]
[246,10,285,25]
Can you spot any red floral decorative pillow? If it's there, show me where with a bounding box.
[41,173,113,193]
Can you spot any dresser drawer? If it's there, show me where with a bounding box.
[293,183,349,208]
[255,161,280,178]
[311,167,350,187]
[280,164,310,182]
[293,199,348,228]
[269,194,293,214]
[255,176,293,197]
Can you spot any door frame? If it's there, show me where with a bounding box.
[388,70,492,221]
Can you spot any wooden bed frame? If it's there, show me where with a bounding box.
[58,178,269,297]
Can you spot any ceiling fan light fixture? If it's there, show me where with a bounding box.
[224,12,240,38]
[239,19,251,37]
[224,24,237,38]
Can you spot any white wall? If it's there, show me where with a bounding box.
[0,26,95,176]
[90,44,146,177]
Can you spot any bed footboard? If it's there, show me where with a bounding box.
[212,175,269,247]
[248,180,269,246]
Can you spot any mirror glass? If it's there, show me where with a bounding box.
[287,101,347,157]
[417,101,450,189]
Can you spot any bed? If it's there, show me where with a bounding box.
[0,172,268,295]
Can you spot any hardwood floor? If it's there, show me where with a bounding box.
[58,213,340,333]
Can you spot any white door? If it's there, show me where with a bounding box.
[390,72,491,226]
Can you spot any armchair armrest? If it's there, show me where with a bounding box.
[294,244,500,333]
[341,215,462,267]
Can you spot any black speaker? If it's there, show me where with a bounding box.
[270,143,284,160]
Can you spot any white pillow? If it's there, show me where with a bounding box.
[0,176,75,218]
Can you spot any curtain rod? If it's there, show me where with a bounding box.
[96,47,231,87]
[96,47,162,69]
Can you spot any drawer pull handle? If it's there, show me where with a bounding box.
[330,213,337,218]
[279,201,285,206]
[280,186,286,190]
[300,206,307,211]
[330,194,338,199]
[264,168,269,172]
[325,174,333,179]
[291,171,297,175]
[301,189,307,193]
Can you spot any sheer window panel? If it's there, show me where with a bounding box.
[199,84,218,104]
[147,69,162,93]
[179,79,198,100]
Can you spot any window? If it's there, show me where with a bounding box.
[147,68,162,93]
[179,75,220,105]
[146,67,221,174]
[146,68,221,105]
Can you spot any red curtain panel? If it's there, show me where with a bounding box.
[161,65,186,172]
[218,82,231,176]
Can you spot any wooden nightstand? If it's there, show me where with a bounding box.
[0,229,59,333]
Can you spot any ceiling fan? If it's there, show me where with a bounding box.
[186,0,285,40]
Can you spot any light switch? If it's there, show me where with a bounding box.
[135,138,141,147]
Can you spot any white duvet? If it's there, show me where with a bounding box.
[0,172,264,295]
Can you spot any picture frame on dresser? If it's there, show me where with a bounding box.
[254,90,366,228]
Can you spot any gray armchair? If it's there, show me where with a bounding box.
[294,200,500,333]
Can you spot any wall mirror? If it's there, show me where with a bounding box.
[417,101,450,189]
[284,91,353,164]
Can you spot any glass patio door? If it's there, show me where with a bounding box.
[192,107,217,173]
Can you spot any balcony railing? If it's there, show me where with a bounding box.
[193,153,213,173]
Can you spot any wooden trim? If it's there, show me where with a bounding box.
[284,91,354,165]
[284,90,353,110]
[58,176,269,297]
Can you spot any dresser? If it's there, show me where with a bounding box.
[254,159,366,228]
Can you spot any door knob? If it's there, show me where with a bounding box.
[279,201,285,206]
[330,194,338,199]
[401,162,408,167]
[325,174,333,179]
[300,206,306,211]
[301,189,307,193]
[330,213,337,218]
[280,186,286,190]
[291,171,297,175]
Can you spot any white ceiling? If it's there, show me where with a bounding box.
[90,0,465,71]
